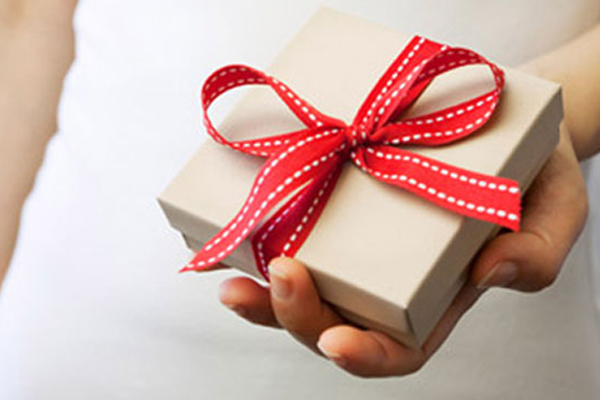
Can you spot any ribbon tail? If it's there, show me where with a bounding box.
[352,145,521,231]
[181,130,346,272]
[251,161,344,281]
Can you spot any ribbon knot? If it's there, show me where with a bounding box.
[182,36,522,280]
[342,124,369,150]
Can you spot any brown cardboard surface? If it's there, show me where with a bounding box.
[158,7,562,347]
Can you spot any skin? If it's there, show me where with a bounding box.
[0,0,599,379]
[0,0,77,285]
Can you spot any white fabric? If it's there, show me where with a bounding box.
[589,162,600,314]
[1,1,600,399]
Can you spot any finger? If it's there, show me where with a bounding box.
[472,128,588,291]
[316,282,486,377]
[218,276,281,328]
[268,256,346,354]
[316,326,425,377]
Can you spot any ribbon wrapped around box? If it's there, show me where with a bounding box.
[158,7,562,347]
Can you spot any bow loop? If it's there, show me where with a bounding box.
[200,64,345,158]
[355,38,506,150]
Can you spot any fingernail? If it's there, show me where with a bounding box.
[478,261,518,288]
[317,340,347,367]
[269,260,292,300]
[224,303,247,317]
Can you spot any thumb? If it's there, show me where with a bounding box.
[471,129,588,292]
[268,256,345,353]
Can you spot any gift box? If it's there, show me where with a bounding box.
[158,7,562,348]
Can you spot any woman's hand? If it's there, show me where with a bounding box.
[470,125,587,291]
[205,124,587,377]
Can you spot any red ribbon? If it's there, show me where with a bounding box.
[182,36,521,280]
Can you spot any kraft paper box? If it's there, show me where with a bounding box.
[158,7,562,348]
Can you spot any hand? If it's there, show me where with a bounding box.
[471,124,587,292]
[206,125,587,377]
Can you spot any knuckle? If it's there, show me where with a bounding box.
[534,264,559,290]
[285,322,309,337]
[273,302,312,332]
[402,360,425,375]
[539,270,558,289]
[406,350,428,374]
[373,354,426,378]
[345,369,377,379]
[279,316,318,343]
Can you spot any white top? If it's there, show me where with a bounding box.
[1,1,599,399]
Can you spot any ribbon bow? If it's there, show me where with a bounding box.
[182,36,521,280]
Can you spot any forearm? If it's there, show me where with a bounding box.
[0,0,77,286]
[519,23,600,160]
